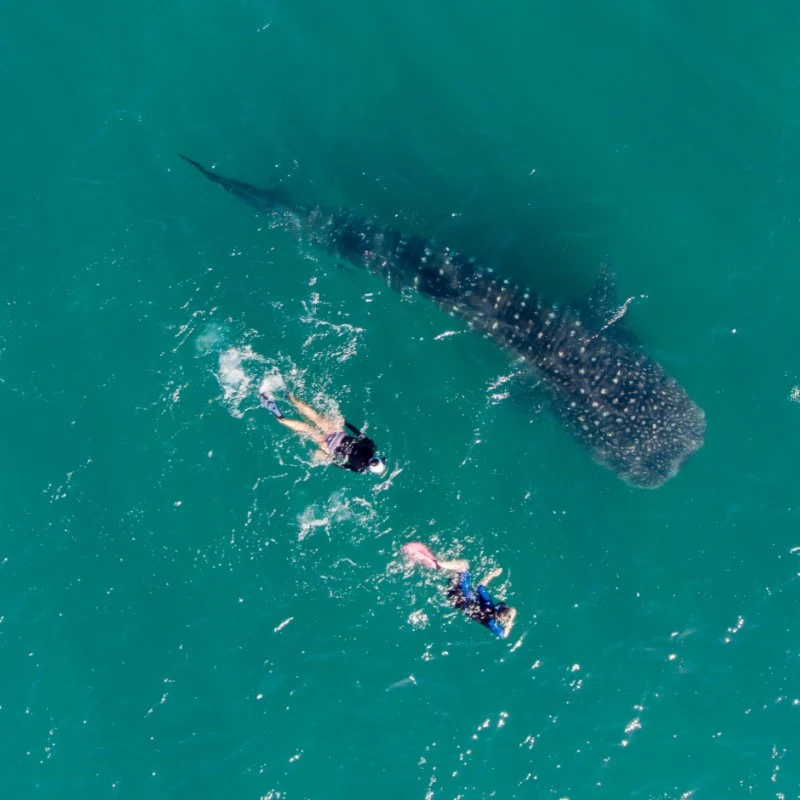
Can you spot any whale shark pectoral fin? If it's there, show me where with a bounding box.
[581,259,641,347]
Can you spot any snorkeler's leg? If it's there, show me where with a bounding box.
[480,567,503,586]
[276,418,327,447]
[287,395,342,435]
[436,559,470,573]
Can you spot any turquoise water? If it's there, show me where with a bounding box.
[2,1,800,797]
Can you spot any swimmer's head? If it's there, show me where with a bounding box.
[494,607,516,638]
[367,456,387,476]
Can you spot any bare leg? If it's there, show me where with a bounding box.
[480,567,503,586]
[277,417,328,448]
[287,394,342,435]
[437,559,470,573]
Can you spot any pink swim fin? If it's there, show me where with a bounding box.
[402,542,440,570]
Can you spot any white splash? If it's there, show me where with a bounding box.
[297,508,331,542]
[589,294,648,341]
[624,717,641,734]
[195,321,228,356]
[216,345,275,417]
[258,371,286,398]
[297,493,377,542]
[433,329,463,341]
[386,675,417,691]
[299,299,364,363]
[408,610,429,629]
[724,615,745,644]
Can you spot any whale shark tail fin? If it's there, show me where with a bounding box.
[178,153,216,181]
[178,153,296,215]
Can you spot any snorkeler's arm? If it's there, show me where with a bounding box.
[344,421,363,438]
[311,447,333,465]
[480,567,503,586]
[436,559,470,572]
[502,607,517,637]
[288,394,341,435]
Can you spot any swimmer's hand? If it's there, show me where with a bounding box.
[501,607,517,638]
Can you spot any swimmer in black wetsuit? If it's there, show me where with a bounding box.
[402,542,517,638]
[260,392,387,475]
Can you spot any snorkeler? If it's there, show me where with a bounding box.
[260,391,387,476]
[402,542,517,639]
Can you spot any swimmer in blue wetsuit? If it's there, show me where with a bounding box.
[260,392,387,475]
[447,568,516,639]
[402,542,517,638]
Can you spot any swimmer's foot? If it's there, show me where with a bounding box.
[259,392,283,418]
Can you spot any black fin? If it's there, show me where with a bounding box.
[178,153,294,215]
[178,153,219,183]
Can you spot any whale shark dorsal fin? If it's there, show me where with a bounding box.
[583,260,618,325]
[582,260,640,346]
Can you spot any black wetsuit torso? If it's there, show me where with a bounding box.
[325,422,377,472]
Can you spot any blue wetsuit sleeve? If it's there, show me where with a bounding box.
[477,584,497,612]
[459,572,476,602]
[487,617,505,638]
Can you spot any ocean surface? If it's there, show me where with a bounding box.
[2,2,800,798]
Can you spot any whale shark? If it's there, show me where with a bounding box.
[180,155,705,488]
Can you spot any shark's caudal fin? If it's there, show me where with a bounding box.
[178,154,296,215]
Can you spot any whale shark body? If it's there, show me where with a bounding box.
[181,155,705,488]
